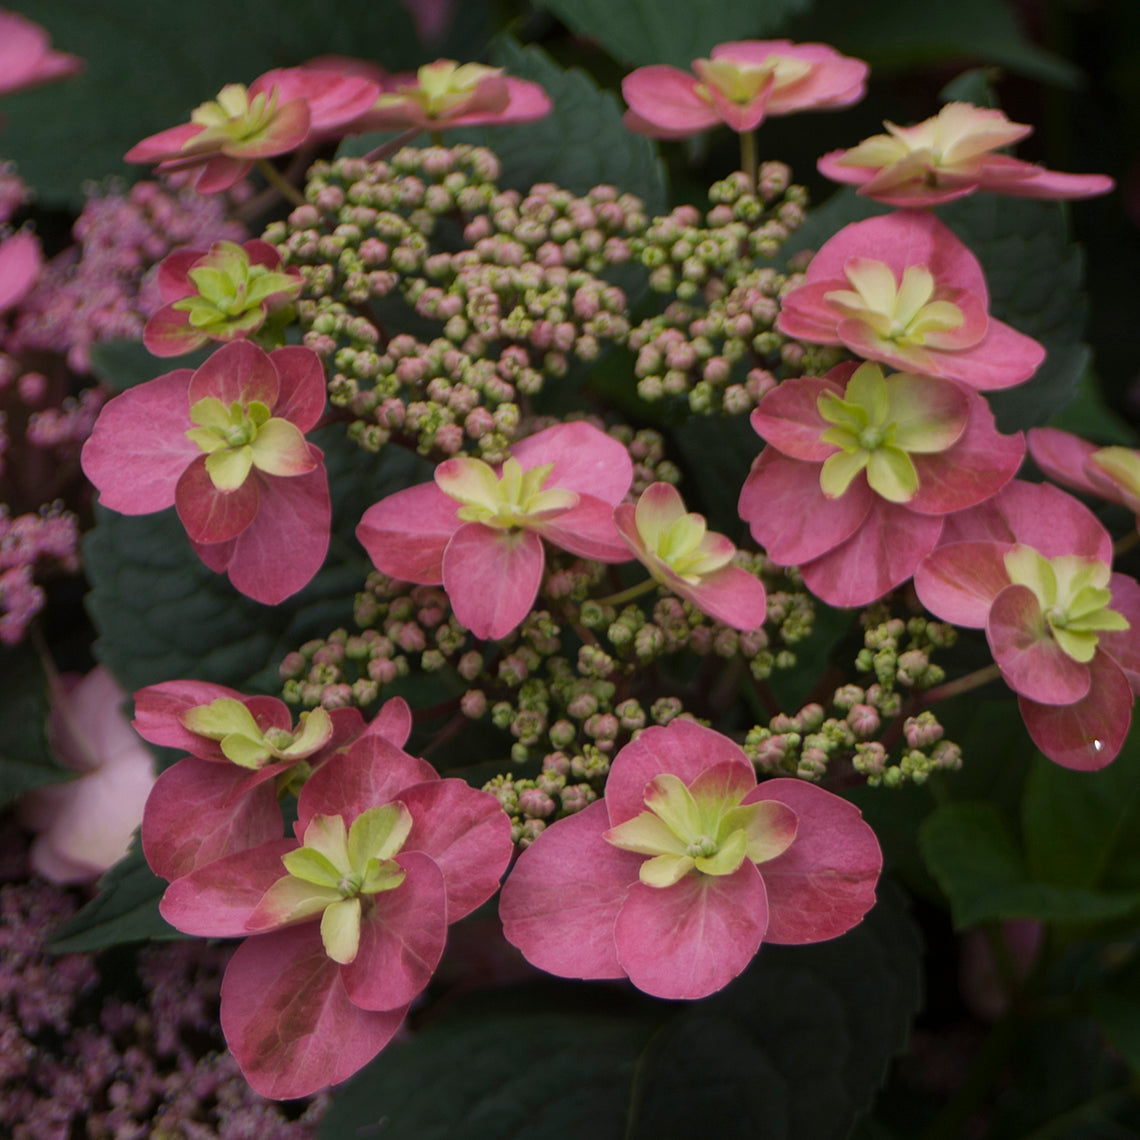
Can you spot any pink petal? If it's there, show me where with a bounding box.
[1027,427,1108,501]
[159,839,298,936]
[936,317,1046,391]
[1019,654,1132,771]
[155,248,204,302]
[269,346,327,431]
[222,462,331,604]
[510,422,633,505]
[499,800,640,980]
[80,370,198,514]
[125,122,209,165]
[1100,574,1140,691]
[798,500,943,607]
[142,757,285,881]
[175,455,260,544]
[746,778,882,943]
[187,339,279,408]
[615,863,768,999]
[363,696,414,748]
[750,374,846,461]
[251,67,382,136]
[357,482,461,584]
[143,304,208,357]
[674,564,768,631]
[0,11,82,96]
[621,66,721,137]
[774,280,847,345]
[604,720,754,829]
[443,523,544,641]
[221,924,408,1099]
[343,850,446,1011]
[914,541,1013,627]
[449,77,552,127]
[396,779,513,921]
[0,230,42,312]
[739,448,873,565]
[987,584,1091,704]
[191,154,257,195]
[975,157,1113,201]
[533,494,632,562]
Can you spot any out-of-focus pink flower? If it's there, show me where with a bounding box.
[156,732,512,1098]
[1028,427,1140,524]
[124,62,381,193]
[399,0,454,43]
[81,340,331,604]
[500,719,881,1000]
[819,102,1114,208]
[622,40,867,139]
[914,481,1140,770]
[20,667,155,885]
[0,228,41,312]
[143,239,302,357]
[134,678,413,882]
[777,210,1045,391]
[357,422,633,640]
[0,9,82,98]
[614,482,767,630]
[740,360,1024,607]
[350,59,551,133]
[959,918,1043,1021]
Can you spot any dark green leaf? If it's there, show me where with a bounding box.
[88,339,211,394]
[1048,371,1139,446]
[938,68,1001,108]
[48,841,179,952]
[0,643,70,808]
[531,0,812,69]
[1091,953,1140,1075]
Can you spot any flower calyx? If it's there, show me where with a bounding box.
[180,698,334,769]
[435,456,578,531]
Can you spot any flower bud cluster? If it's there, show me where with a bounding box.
[855,610,957,695]
[483,749,605,847]
[0,503,80,645]
[269,147,648,461]
[627,166,827,414]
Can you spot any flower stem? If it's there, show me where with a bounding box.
[1114,529,1139,557]
[919,662,1003,707]
[740,130,758,193]
[256,159,308,209]
[594,578,659,608]
[361,127,423,163]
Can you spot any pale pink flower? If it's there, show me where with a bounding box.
[1028,426,1140,524]
[350,58,551,133]
[777,210,1046,391]
[357,422,633,640]
[914,481,1140,770]
[156,732,513,1098]
[614,482,766,630]
[0,228,41,312]
[622,40,867,139]
[500,719,881,1000]
[80,340,331,605]
[819,102,1113,207]
[20,667,155,885]
[0,9,82,98]
[739,360,1024,607]
[124,61,380,193]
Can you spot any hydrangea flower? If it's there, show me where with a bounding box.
[0,9,82,98]
[777,210,1045,391]
[124,62,380,193]
[81,340,331,604]
[818,102,1114,207]
[614,482,767,630]
[156,732,513,1097]
[134,679,412,881]
[143,239,302,357]
[1028,427,1140,525]
[350,59,551,133]
[914,481,1140,769]
[0,228,41,313]
[622,40,867,139]
[739,361,1024,606]
[500,719,882,1000]
[357,422,633,640]
[19,667,156,885]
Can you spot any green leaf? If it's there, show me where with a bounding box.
[0,643,71,808]
[918,801,1140,927]
[88,339,212,394]
[455,37,667,214]
[1048,370,1139,446]
[48,841,179,952]
[531,0,812,69]
[1091,953,1140,1075]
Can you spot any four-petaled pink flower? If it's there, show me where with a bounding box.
[914,480,1140,770]
[739,360,1024,607]
[818,102,1114,208]
[615,482,767,631]
[156,732,513,1098]
[350,59,551,133]
[0,9,82,98]
[777,210,1045,391]
[143,239,302,358]
[500,718,882,999]
[622,40,868,139]
[1028,427,1140,528]
[124,61,381,193]
[134,679,412,882]
[356,422,633,640]
[81,339,331,605]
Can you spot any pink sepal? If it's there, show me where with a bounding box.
[186,154,259,195]
[914,541,1014,628]
[676,563,768,631]
[80,369,198,514]
[342,851,447,1011]
[1100,574,1140,692]
[0,10,83,97]
[364,696,414,748]
[143,304,209,357]
[443,523,545,640]
[511,422,634,504]
[621,66,721,138]
[749,375,843,461]
[251,66,382,138]
[142,756,285,881]
[159,838,298,936]
[356,482,460,584]
[188,339,279,408]
[397,779,513,921]
[176,455,260,544]
[533,496,631,563]
[499,800,639,980]
[615,864,768,1000]
[0,230,43,312]
[221,924,409,1099]
[269,346,326,432]
[747,778,881,944]
[1027,427,1104,498]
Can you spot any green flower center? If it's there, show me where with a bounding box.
[692,54,812,107]
[435,456,577,531]
[173,242,300,334]
[180,698,333,769]
[376,60,503,119]
[188,84,279,149]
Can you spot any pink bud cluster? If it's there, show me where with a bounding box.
[0,504,79,644]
